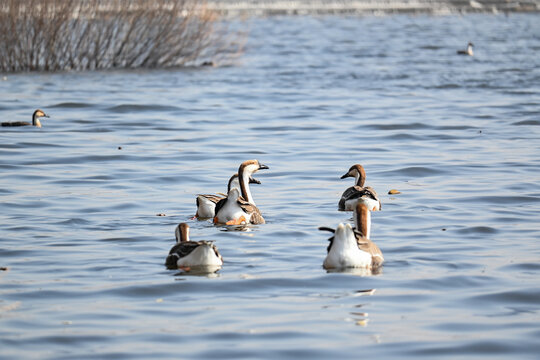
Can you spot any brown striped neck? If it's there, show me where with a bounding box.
[239,172,254,204]
[237,159,268,204]
[354,165,366,187]
[238,161,258,204]
[354,203,371,239]
[175,223,190,243]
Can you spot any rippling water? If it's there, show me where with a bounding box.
[1,14,540,359]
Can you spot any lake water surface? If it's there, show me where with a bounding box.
[1,14,540,359]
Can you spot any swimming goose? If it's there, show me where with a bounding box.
[213,159,268,225]
[338,164,381,211]
[195,173,261,219]
[320,203,383,269]
[457,42,474,56]
[165,223,223,270]
[1,109,49,128]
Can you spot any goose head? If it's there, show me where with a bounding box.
[340,164,366,187]
[228,172,261,192]
[32,109,49,127]
[238,159,269,177]
[237,160,268,204]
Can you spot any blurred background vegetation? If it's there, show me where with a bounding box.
[0,0,243,72]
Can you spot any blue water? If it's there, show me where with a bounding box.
[1,13,540,359]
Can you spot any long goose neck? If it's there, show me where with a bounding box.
[355,204,371,239]
[175,224,190,243]
[355,170,365,187]
[239,168,255,204]
[33,116,41,127]
[227,174,239,192]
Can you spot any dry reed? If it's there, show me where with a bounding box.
[0,0,243,72]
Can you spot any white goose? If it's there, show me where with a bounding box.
[338,164,381,211]
[165,223,223,270]
[320,203,383,269]
[195,173,260,219]
[213,159,268,225]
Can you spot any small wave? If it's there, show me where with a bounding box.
[49,102,94,109]
[364,122,432,131]
[386,133,424,140]
[19,142,65,148]
[408,340,522,357]
[251,125,328,131]
[512,120,540,126]
[430,83,461,89]
[470,289,540,306]
[55,218,92,226]
[461,195,540,205]
[499,262,540,272]
[435,125,478,130]
[72,119,96,124]
[383,166,446,177]
[419,45,443,50]
[107,104,181,113]
[455,226,498,235]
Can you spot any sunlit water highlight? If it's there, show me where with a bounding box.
[1,14,540,359]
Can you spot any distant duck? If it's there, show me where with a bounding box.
[320,203,383,269]
[165,223,223,270]
[338,164,381,211]
[214,159,268,225]
[1,109,49,128]
[457,42,474,56]
[195,173,261,219]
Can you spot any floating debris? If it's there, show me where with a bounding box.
[156,213,166,217]
[388,189,401,195]
[354,289,376,296]
[356,319,369,327]
[1,301,21,312]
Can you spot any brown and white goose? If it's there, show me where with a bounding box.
[1,109,49,128]
[338,164,381,211]
[213,159,268,225]
[319,203,383,269]
[195,173,261,219]
[165,223,223,270]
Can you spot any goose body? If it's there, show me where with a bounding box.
[457,42,474,56]
[1,109,49,128]
[165,223,223,270]
[338,164,381,211]
[214,160,268,225]
[320,203,383,269]
[196,173,260,218]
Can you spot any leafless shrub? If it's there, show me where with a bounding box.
[0,0,243,72]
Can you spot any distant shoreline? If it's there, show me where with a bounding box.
[207,0,540,16]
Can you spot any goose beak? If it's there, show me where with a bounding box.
[249,177,261,184]
[259,164,269,170]
[340,173,350,179]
